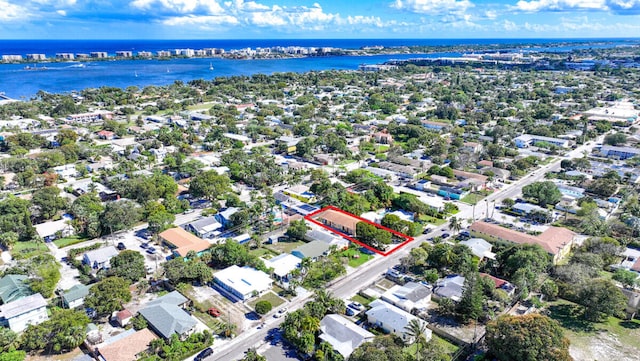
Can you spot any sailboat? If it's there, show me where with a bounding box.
[134,71,138,78]
[209,62,214,71]
[166,67,170,73]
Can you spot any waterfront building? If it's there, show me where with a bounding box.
[90,52,108,58]
[26,53,46,60]
[115,51,133,57]
[2,55,22,62]
[55,53,75,59]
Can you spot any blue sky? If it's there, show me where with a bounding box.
[2,0,640,39]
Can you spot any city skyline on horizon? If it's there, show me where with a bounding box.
[2,0,640,40]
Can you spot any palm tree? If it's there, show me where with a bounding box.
[449,216,462,235]
[404,318,429,361]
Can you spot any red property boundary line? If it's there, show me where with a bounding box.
[304,205,414,257]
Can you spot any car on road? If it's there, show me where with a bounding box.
[207,307,221,317]
[116,242,126,251]
[274,307,287,318]
[441,233,450,239]
[194,347,213,361]
[422,227,432,235]
[183,209,195,214]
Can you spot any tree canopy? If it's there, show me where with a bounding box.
[522,181,562,207]
[485,314,572,361]
[85,277,132,316]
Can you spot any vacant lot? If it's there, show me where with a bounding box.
[248,291,286,311]
[267,240,305,254]
[547,300,640,361]
[12,241,49,259]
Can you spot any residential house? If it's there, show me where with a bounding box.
[213,265,273,301]
[159,227,211,258]
[0,293,48,332]
[452,170,488,189]
[420,120,451,132]
[139,291,196,340]
[380,282,432,313]
[371,131,393,144]
[305,228,349,250]
[459,238,496,260]
[556,183,585,199]
[433,275,465,302]
[96,130,115,140]
[599,145,640,160]
[215,207,239,229]
[82,246,119,270]
[62,284,90,309]
[469,221,576,264]
[184,216,222,239]
[51,164,77,179]
[366,300,431,343]
[112,309,133,327]
[291,241,332,261]
[480,273,516,297]
[0,275,32,304]
[462,141,483,153]
[263,253,301,284]
[97,328,157,361]
[514,134,570,148]
[223,133,251,144]
[512,203,549,216]
[283,185,317,203]
[615,248,640,274]
[277,136,302,154]
[621,288,640,319]
[479,167,511,182]
[319,314,375,358]
[314,208,360,236]
[35,218,74,242]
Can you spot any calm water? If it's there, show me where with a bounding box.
[1,38,638,99]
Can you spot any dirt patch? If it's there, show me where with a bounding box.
[569,331,640,361]
[25,347,83,361]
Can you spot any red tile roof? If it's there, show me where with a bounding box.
[469,221,575,255]
[159,227,211,257]
[98,329,156,361]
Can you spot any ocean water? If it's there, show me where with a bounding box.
[0,38,638,99]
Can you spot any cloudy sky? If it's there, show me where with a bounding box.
[2,0,640,39]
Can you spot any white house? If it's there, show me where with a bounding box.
[213,265,272,301]
[380,282,432,313]
[62,284,91,309]
[263,253,301,284]
[366,299,431,343]
[82,246,119,270]
[320,314,375,358]
[0,293,48,332]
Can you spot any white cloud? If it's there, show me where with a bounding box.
[484,10,497,19]
[56,9,66,15]
[249,11,287,26]
[162,14,238,25]
[391,0,473,14]
[502,19,517,30]
[0,0,29,20]
[514,0,607,12]
[131,0,225,14]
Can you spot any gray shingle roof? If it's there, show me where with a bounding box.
[147,291,188,307]
[63,284,90,304]
[292,240,331,259]
[0,293,47,319]
[393,282,431,302]
[0,275,32,304]
[139,303,196,339]
[319,314,374,358]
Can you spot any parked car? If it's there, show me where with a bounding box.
[116,242,126,251]
[441,233,450,239]
[183,209,195,214]
[194,347,213,361]
[207,307,221,317]
[348,302,363,311]
[274,307,287,318]
[140,242,149,249]
[345,307,356,316]
[146,247,157,255]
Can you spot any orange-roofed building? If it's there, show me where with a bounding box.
[97,328,157,361]
[314,209,361,236]
[469,221,576,264]
[159,227,211,258]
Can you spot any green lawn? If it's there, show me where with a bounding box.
[193,310,225,331]
[461,193,485,205]
[249,247,278,259]
[248,291,286,310]
[338,248,374,268]
[547,299,640,358]
[11,241,50,260]
[54,235,90,248]
[267,240,305,254]
[351,294,374,307]
[375,145,390,153]
[404,335,459,356]
[419,215,447,226]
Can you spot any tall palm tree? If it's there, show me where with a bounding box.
[404,318,429,361]
[449,216,462,235]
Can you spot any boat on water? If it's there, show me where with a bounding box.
[134,71,138,77]
[209,62,214,70]
[24,64,48,71]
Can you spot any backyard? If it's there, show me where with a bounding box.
[419,215,447,226]
[266,240,305,254]
[248,291,286,311]
[337,248,374,268]
[54,235,89,248]
[546,299,640,361]
[12,241,49,259]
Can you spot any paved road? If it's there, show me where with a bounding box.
[204,139,602,361]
